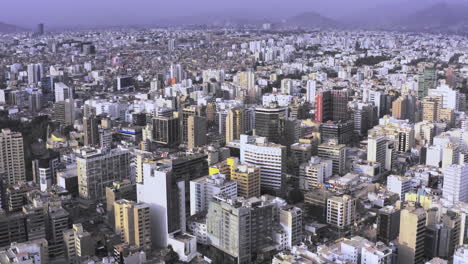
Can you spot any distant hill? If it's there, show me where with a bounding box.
[0,22,25,33]
[286,11,339,29]
[394,2,468,32]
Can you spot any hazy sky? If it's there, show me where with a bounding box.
[2,0,466,28]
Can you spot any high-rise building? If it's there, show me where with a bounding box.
[53,99,76,126]
[299,156,332,190]
[398,206,426,264]
[187,115,206,149]
[27,63,43,84]
[152,115,179,146]
[317,141,346,176]
[240,135,286,194]
[230,163,261,199]
[387,175,412,201]
[207,196,274,264]
[326,195,356,229]
[114,199,151,252]
[422,96,442,122]
[138,162,182,247]
[0,129,26,186]
[37,23,44,35]
[279,206,303,249]
[63,223,94,261]
[76,147,131,201]
[315,90,332,122]
[189,173,237,215]
[46,206,70,258]
[443,163,468,203]
[226,108,244,143]
[331,89,349,121]
[418,68,436,100]
[392,96,408,120]
[377,206,400,243]
[181,106,198,144]
[23,204,46,241]
[319,120,354,144]
[254,104,287,144]
[367,135,393,171]
[306,80,316,103]
[83,115,100,147]
[54,82,72,102]
[106,180,137,227]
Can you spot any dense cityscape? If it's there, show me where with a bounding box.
[1,7,468,264]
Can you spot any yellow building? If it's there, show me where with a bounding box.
[226,108,244,143]
[398,205,426,264]
[114,199,151,252]
[230,163,261,198]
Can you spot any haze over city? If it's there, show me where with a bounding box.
[1,0,468,264]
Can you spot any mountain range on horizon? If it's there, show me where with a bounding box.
[1,2,468,34]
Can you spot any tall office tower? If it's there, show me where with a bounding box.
[168,38,175,51]
[152,116,180,146]
[106,180,137,227]
[240,135,286,194]
[27,64,43,84]
[237,71,255,91]
[244,107,255,133]
[137,162,186,248]
[254,104,287,144]
[0,129,26,185]
[315,90,332,122]
[237,71,256,103]
[425,215,460,259]
[37,23,44,35]
[319,120,354,144]
[398,206,426,264]
[351,102,378,137]
[280,78,293,94]
[169,64,184,82]
[377,206,401,244]
[428,83,460,110]
[422,96,442,122]
[76,147,131,201]
[317,141,346,176]
[207,196,274,264]
[387,175,412,201]
[397,126,415,153]
[418,68,436,100]
[114,199,151,252]
[326,195,356,229]
[181,106,198,144]
[187,115,207,149]
[306,80,316,103]
[443,163,468,203]
[392,96,408,120]
[299,157,332,190]
[54,82,72,102]
[230,163,261,198]
[279,206,303,249]
[189,173,237,215]
[63,223,94,261]
[28,89,42,113]
[53,99,76,126]
[331,89,349,121]
[442,143,460,169]
[206,103,217,122]
[171,153,209,217]
[83,115,100,147]
[367,135,393,171]
[46,206,70,258]
[226,108,244,143]
[23,204,46,241]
